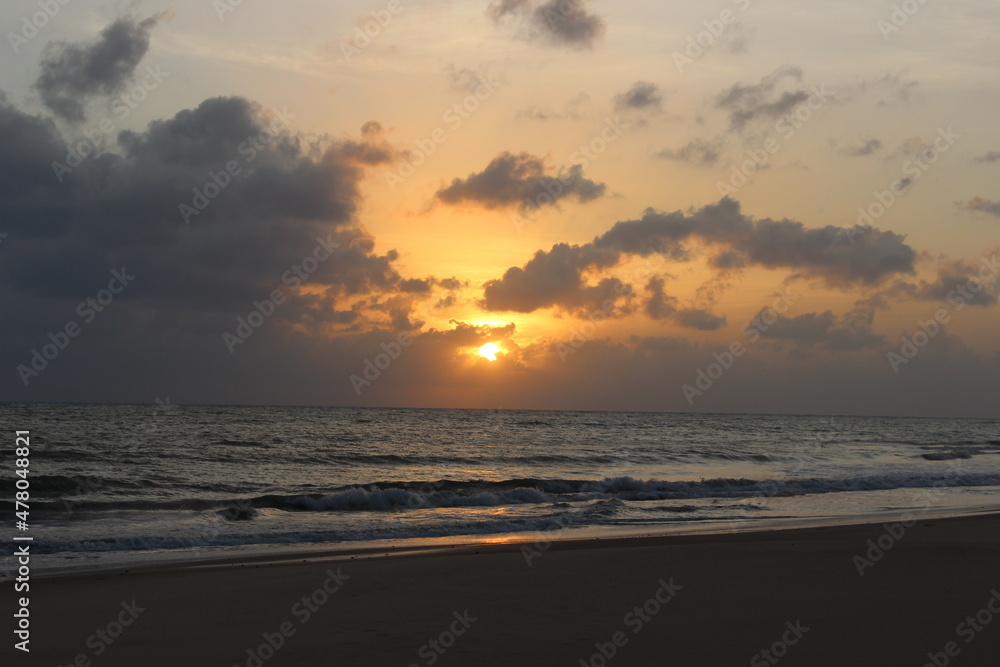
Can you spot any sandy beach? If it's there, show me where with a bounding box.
[10,512,999,666]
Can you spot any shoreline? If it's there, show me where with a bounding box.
[13,512,1000,667]
[17,511,1000,665]
[29,503,1000,581]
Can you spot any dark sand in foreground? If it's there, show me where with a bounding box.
[10,513,1000,666]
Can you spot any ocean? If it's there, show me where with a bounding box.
[2,403,999,576]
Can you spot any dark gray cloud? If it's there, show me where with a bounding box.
[643,276,676,320]
[614,81,662,112]
[674,308,727,331]
[758,310,886,351]
[434,152,606,213]
[959,197,1000,217]
[481,198,917,314]
[34,15,163,122]
[475,243,626,313]
[533,0,605,47]
[453,331,998,417]
[643,277,726,331]
[0,93,412,320]
[715,66,808,130]
[594,198,915,285]
[0,77,485,401]
[657,139,722,166]
[913,260,998,307]
[487,0,606,49]
[840,138,882,157]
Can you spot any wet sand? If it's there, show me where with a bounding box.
[12,512,1000,666]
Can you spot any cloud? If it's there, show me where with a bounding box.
[595,199,915,285]
[487,0,531,20]
[840,138,882,157]
[643,277,726,330]
[478,243,627,313]
[0,92,414,325]
[840,71,918,106]
[717,21,751,53]
[481,198,917,314]
[445,66,496,94]
[34,15,163,122]
[884,134,948,166]
[715,66,809,131]
[674,308,727,331]
[912,260,998,307]
[643,275,677,320]
[657,139,722,166]
[758,310,886,351]
[614,81,663,112]
[516,107,567,121]
[517,92,590,121]
[434,152,606,213]
[973,151,1000,164]
[868,72,918,105]
[959,197,1000,217]
[487,0,606,49]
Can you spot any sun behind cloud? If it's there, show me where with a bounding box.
[478,343,501,361]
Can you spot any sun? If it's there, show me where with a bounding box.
[478,342,501,361]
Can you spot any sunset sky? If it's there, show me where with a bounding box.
[1,0,998,416]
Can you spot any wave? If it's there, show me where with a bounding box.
[26,447,106,462]
[249,471,1000,511]
[0,474,152,495]
[911,440,1000,448]
[312,452,660,466]
[689,449,808,463]
[19,471,1000,516]
[4,498,759,556]
[3,519,558,555]
[215,439,267,448]
[921,451,973,461]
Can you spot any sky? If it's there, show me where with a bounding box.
[0,0,998,417]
